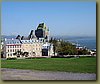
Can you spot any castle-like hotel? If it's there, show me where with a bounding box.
[3,23,54,59]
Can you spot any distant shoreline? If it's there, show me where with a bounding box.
[1,35,96,50]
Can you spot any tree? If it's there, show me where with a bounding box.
[50,38,78,55]
[1,51,4,58]
[13,51,23,57]
[77,49,89,55]
[22,52,29,57]
[49,38,58,56]
[56,41,78,55]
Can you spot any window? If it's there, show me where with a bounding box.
[10,49,12,52]
[8,50,9,52]
[13,49,14,52]
[8,54,9,56]
[8,46,9,48]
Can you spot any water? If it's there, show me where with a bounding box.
[65,36,96,50]
[2,35,96,50]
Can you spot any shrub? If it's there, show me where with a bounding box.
[7,58,17,60]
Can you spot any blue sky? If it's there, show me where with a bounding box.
[2,2,96,37]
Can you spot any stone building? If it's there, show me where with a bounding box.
[21,39,43,57]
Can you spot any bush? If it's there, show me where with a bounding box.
[7,58,17,60]
[25,57,47,59]
[25,57,34,59]
[79,56,95,58]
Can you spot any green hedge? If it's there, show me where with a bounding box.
[7,58,17,60]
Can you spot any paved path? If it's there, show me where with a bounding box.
[1,68,96,80]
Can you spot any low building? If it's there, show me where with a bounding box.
[21,39,43,57]
[3,38,54,59]
[42,42,54,57]
[76,46,84,50]
[89,49,96,56]
[3,38,22,58]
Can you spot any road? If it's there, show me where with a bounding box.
[1,68,96,80]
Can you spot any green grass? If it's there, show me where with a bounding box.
[1,57,96,73]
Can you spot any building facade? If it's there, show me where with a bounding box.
[3,23,54,59]
[21,39,43,57]
[3,39,22,58]
[3,38,54,58]
[42,42,54,57]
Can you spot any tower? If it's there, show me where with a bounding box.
[35,23,49,41]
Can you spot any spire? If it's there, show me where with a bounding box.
[16,35,21,40]
[28,30,37,40]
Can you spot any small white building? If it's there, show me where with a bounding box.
[42,42,54,57]
[89,49,96,56]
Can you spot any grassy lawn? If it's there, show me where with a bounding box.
[1,57,96,73]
